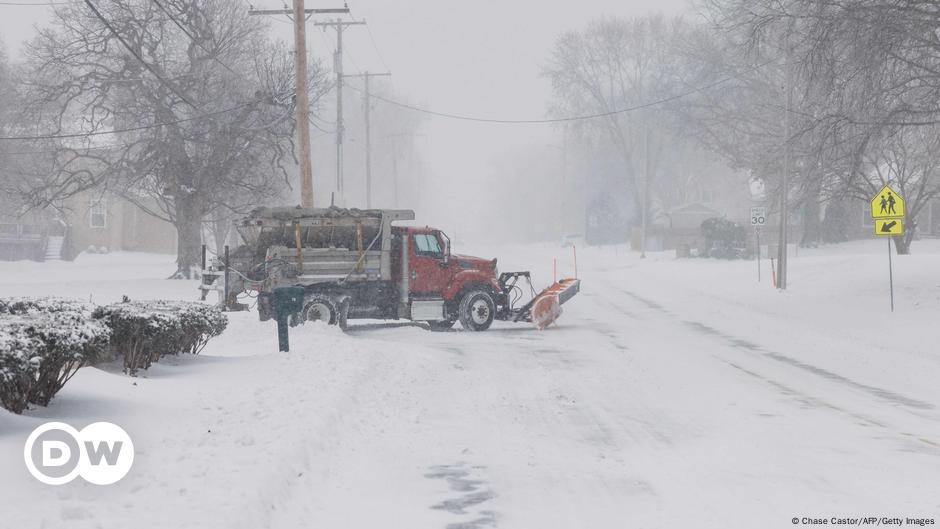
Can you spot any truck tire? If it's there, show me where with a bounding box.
[458,290,495,331]
[303,295,339,326]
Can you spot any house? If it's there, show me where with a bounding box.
[656,202,723,252]
[0,190,176,261]
[0,194,59,261]
[61,190,177,258]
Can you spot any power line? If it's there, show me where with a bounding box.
[365,25,390,72]
[344,72,751,124]
[0,142,127,155]
[0,99,261,141]
[82,0,197,108]
[151,0,239,76]
[344,60,777,125]
[343,4,390,72]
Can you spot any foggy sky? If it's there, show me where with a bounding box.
[0,0,690,239]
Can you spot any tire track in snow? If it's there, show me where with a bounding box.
[677,318,932,411]
[595,280,940,453]
[608,284,933,411]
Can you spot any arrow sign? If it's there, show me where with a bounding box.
[874,217,903,236]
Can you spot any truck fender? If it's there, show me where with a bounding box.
[444,270,501,301]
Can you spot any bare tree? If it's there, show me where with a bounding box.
[12,0,329,277]
[543,16,696,231]
[702,0,940,252]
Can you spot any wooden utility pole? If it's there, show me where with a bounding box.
[641,131,650,259]
[777,41,792,290]
[292,0,314,207]
[248,2,349,208]
[345,71,390,208]
[314,19,366,203]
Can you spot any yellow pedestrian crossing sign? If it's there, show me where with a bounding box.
[874,218,903,236]
[870,185,905,219]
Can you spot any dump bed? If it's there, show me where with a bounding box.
[236,206,414,286]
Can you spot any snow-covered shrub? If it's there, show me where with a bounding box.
[167,301,228,355]
[92,300,227,375]
[0,312,110,413]
[0,297,91,316]
[0,321,39,413]
[700,217,749,259]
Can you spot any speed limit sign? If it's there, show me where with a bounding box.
[750,206,767,226]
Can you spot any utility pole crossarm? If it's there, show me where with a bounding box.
[248,8,350,16]
[343,72,392,79]
[313,20,366,27]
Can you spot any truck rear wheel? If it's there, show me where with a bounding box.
[303,295,339,326]
[458,290,495,331]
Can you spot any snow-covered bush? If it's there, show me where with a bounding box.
[92,300,227,375]
[0,297,91,316]
[0,321,39,413]
[167,301,228,355]
[0,311,110,413]
[700,217,749,259]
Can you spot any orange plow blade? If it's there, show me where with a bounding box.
[529,278,580,329]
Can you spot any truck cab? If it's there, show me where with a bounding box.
[394,226,502,330]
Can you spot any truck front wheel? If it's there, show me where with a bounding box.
[458,290,495,331]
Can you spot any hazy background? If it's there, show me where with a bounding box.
[1,0,690,244]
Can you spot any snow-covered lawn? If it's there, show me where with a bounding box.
[1,241,939,528]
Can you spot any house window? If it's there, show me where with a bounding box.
[90,198,107,228]
[861,207,873,228]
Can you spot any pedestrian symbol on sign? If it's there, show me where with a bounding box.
[870,185,905,220]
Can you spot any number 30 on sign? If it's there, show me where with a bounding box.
[750,206,766,227]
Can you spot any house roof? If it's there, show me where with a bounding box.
[669,202,721,216]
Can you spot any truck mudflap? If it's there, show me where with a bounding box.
[497,272,581,329]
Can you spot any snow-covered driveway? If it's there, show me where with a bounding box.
[1,242,939,528]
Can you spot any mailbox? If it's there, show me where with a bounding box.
[272,286,305,351]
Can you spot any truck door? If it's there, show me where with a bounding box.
[410,231,452,295]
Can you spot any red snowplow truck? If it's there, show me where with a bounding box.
[200,206,580,331]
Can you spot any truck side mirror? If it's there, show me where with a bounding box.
[438,231,451,265]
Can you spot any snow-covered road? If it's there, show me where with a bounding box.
[2,242,939,528]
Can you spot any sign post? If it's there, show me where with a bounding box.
[870,185,905,312]
[750,206,767,283]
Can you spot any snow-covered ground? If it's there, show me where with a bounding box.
[2,241,939,528]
